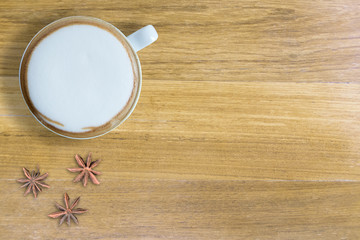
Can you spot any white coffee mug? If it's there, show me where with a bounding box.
[19,16,158,139]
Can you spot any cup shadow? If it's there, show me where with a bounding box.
[113,22,145,37]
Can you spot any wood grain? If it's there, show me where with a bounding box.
[1,180,360,239]
[1,0,360,239]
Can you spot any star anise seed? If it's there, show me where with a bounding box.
[48,193,88,226]
[17,167,50,198]
[67,153,102,187]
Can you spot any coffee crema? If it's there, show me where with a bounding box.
[20,17,141,138]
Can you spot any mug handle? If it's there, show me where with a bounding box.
[127,25,158,52]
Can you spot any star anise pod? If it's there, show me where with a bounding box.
[67,153,101,187]
[48,193,88,226]
[17,167,50,198]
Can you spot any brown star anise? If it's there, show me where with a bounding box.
[48,193,88,226]
[67,153,101,187]
[17,167,50,198]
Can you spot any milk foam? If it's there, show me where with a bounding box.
[27,24,134,133]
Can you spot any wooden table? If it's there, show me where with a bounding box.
[1,0,360,239]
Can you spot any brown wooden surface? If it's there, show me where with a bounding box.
[1,0,360,239]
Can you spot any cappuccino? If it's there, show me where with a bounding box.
[20,17,143,138]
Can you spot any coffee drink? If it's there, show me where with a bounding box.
[20,17,142,138]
